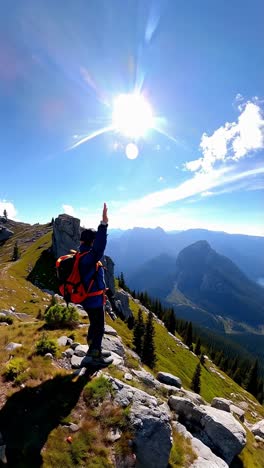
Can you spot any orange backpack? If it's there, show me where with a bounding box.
[56,251,104,305]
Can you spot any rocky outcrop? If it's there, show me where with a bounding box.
[108,376,172,468]
[114,290,133,320]
[169,396,246,464]
[211,397,245,422]
[174,422,228,468]
[52,214,80,258]
[0,226,13,243]
[251,419,264,439]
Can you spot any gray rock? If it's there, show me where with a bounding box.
[74,344,88,357]
[191,438,228,468]
[124,373,133,381]
[102,335,125,357]
[57,336,69,346]
[132,369,162,389]
[169,397,246,464]
[0,226,13,242]
[114,290,133,320]
[52,214,80,258]
[71,355,83,369]
[69,423,80,433]
[71,342,81,350]
[174,422,228,468]
[62,348,74,358]
[108,376,172,468]
[5,342,22,351]
[104,324,118,336]
[179,389,205,405]
[230,404,245,422]
[44,353,53,359]
[251,419,264,439]
[157,371,182,389]
[211,397,231,412]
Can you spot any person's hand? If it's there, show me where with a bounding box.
[102,202,108,224]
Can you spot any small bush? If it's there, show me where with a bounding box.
[0,316,13,325]
[35,333,58,356]
[4,358,27,381]
[83,376,114,406]
[44,304,79,329]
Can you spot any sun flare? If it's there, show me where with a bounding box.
[112,93,153,138]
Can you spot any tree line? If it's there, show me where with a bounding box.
[118,273,264,403]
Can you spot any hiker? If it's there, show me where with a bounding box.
[79,203,113,367]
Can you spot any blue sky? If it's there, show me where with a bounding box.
[0,0,263,235]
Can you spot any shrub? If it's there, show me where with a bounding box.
[35,333,58,356]
[44,304,79,329]
[83,376,114,406]
[3,358,27,381]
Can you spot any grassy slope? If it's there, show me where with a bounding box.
[0,230,264,466]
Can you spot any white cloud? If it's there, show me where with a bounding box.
[118,166,264,215]
[0,200,17,219]
[186,100,264,173]
[62,204,75,216]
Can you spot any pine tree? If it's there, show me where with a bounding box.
[246,360,259,397]
[164,309,176,335]
[200,354,205,366]
[119,272,125,289]
[190,363,201,394]
[12,241,20,261]
[184,322,193,348]
[195,338,201,356]
[3,209,7,220]
[142,312,156,369]
[132,309,145,357]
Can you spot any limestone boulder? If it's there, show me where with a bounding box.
[211,397,231,412]
[157,371,182,389]
[169,397,246,464]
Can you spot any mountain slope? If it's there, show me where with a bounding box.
[169,240,264,328]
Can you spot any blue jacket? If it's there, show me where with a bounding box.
[79,223,107,309]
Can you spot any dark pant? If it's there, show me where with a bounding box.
[85,306,105,352]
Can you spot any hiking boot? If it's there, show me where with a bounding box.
[86,349,112,358]
[81,354,113,368]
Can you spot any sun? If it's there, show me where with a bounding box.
[112,93,153,138]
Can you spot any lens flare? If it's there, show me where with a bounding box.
[125,143,139,159]
[112,93,153,138]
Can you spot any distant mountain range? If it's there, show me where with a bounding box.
[106,227,264,284]
[128,239,264,332]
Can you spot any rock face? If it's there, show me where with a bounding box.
[102,255,115,292]
[108,376,172,468]
[169,397,246,464]
[52,214,80,258]
[0,226,13,243]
